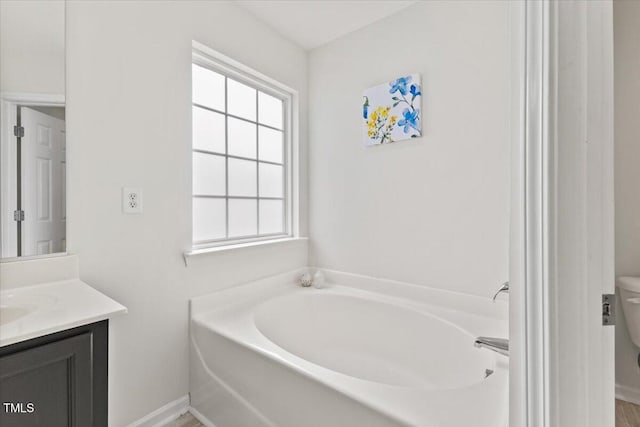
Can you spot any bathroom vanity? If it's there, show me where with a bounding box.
[0,320,108,426]
[0,256,126,427]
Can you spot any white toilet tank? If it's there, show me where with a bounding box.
[618,277,640,348]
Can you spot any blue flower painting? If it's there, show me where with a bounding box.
[363,74,422,145]
[398,108,420,133]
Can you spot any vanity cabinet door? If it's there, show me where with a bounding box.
[0,333,92,427]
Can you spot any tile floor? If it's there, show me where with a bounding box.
[165,412,203,427]
[618,399,640,427]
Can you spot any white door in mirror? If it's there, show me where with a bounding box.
[122,187,143,214]
[21,107,66,256]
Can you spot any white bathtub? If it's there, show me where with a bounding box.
[189,269,508,427]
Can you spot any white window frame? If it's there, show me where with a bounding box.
[190,41,298,250]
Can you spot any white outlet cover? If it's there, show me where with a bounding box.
[122,187,143,214]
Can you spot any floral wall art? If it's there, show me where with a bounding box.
[362,74,422,145]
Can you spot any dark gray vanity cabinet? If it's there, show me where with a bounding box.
[0,320,108,427]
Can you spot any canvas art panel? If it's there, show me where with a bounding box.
[362,74,422,145]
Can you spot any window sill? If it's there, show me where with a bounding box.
[182,237,308,266]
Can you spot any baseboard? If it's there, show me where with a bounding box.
[189,406,218,427]
[126,395,190,427]
[616,383,640,406]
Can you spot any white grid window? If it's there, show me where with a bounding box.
[191,60,290,247]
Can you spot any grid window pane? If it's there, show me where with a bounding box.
[193,152,225,195]
[192,59,289,246]
[258,126,283,163]
[258,92,283,129]
[228,117,257,159]
[193,198,226,241]
[192,64,225,111]
[259,200,284,235]
[228,158,257,196]
[228,199,257,237]
[227,78,256,121]
[259,163,283,198]
[193,106,225,153]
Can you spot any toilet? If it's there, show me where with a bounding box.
[618,277,640,348]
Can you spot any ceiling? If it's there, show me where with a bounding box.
[235,1,418,50]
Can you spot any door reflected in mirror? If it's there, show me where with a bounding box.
[0,0,66,259]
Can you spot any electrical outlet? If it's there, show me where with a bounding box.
[122,187,143,214]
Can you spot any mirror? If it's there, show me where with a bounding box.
[0,0,66,259]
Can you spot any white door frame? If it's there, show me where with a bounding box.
[509,2,549,425]
[0,92,65,259]
[512,1,615,426]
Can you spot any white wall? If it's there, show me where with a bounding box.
[65,2,308,425]
[0,0,65,94]
[614,0,640,400]
[308,1,511,297]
